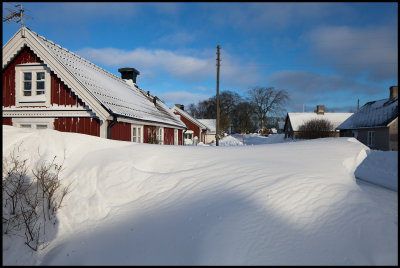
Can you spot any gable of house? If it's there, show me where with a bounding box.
[3,27,186,130]
[198,119,216,134]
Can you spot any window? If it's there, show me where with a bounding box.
[36,124,48,129]
[367,131,375,147]
[12,118,54,130]
[185,133,193,140]
[157,127,164,144]
[15,64,50,107]
[132,125,143,143]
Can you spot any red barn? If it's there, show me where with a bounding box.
[2,27,186,145]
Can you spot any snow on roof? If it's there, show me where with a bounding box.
[337,97,398,130]
[198,119,216,134]
[171,106,208,130]
[288,113,353,131]
[26,28,185,128]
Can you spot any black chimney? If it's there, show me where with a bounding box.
[118,67,140,84]
[175,104,184,110]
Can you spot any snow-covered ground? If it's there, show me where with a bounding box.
[2,126,398,265]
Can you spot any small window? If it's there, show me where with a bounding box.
[132,125,143,143]
[157,127,163,144]
[36,124,48,129]
[16,65,50,107]
[20,124,32,128]
[367,131,375,147]
[132,128,137,142]
[23,72,32,96]
[137,127,142,143]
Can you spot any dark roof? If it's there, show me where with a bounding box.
[337,97,398,130]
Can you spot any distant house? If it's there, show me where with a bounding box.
[197,119,216,144]
[284,105,353,139]
[171,104,209,144]
[336,86,398,151]
[2,27,186,144]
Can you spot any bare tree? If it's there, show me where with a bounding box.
[248,87,289,133]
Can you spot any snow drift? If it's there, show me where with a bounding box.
[2,126,398,265]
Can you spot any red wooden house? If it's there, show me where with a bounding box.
[171,104,210,144]
[2,27,186,145]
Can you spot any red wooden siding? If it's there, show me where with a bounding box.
[108,121,131,141]
[178,129,183,145]
[2,46,84,108]
[54,117,100,137]
[51,72,84,106]
[175,113,200,139]
[163,127,175,145]
[3,118,13,126]
[2,46,41,107]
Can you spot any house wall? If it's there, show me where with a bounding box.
[201,129,207,143]
[174,112,200,140]
[3,118,13,126]
[3,46,97,136]
[389,118,398,151]
[108,121,131,141]
[178,129,183,145]
[55,117,100,137]
[205,133,216,144]
[3,46,41,107]
[50,72,84,107]
[293,131,340,139]
[284,116,293,139]
[356,128,389,151]
[164,127,175,145]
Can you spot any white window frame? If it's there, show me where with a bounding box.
[15,64,51,107]
[12,118,54,130]
[174,129,178,145]
[131,125,143,143]
[367,131,375,147]
[156,127,164,145]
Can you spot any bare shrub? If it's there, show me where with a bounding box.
[33,156,71,221]
[2,144,72,251]
[296,119,335,139]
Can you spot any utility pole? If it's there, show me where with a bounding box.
[216,45,221,146]
[357,98,359,112]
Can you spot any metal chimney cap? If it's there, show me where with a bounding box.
[118,67,140,75]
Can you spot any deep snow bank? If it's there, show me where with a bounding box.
[2,126,398,265]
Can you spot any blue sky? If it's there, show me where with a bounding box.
[2,2,398,112]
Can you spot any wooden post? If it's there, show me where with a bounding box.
[216,45,220,146]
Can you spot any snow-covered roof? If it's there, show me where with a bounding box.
[337,97,398,130]
[171,106,208,130]
[198,119,216,134]
[15,27,186,128]
[287,113,353,131]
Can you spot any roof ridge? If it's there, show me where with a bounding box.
[28,27,126,85]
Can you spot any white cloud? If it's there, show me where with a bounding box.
[76,47,263,87]
[158,91,210,107]
[266,70,381,112]
[305,25,398,82]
